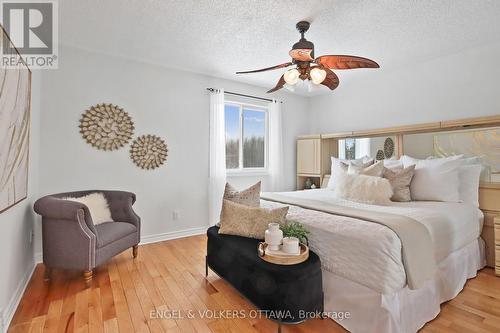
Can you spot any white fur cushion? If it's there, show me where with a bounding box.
[332,171,393,205]
[63,193,113,225]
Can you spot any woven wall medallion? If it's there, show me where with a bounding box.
[376,149,385,161]
[130,135,168,170]
[384,137,395,158]
[79,103,134,150]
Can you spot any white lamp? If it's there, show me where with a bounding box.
[310,67,327,84]
[284,68,300,85]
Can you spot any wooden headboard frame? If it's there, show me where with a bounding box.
[312,114,500,268]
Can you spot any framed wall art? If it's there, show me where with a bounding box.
[0,26,32,213]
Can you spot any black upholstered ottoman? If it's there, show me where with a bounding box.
[206,226,323,329]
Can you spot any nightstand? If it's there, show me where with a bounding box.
[496,216,500,276]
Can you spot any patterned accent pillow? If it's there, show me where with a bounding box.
[218,200,288,239]
[223,181,261,207]
[348,161,384,177]
[383,165,416,202]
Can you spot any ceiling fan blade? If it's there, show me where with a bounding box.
[321,68,340,90]
[236,62,293,74]
[315,55,379,70]
[267,75,286,93]
[289,49,314,62]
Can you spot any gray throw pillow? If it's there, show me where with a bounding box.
[383,165,416,202]
[348,161,384,177]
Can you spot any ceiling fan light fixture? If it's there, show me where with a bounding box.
[284,68,300,85]
[235,21,378,93]
[310,67,327,85]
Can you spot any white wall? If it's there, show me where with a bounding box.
[37,46,309,247]
[0,73,40,332]
[7,37,500,333]
[309,41,500,134]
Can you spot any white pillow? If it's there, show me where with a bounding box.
[461,156,483,165]
[458,164,482,206]
[383,158,403,169]
[402,154,483,203]
[332,171,393,205]
[400,154,463,168]
[63,192,113,225]
[328,156,373,189]
[408,159,462,202]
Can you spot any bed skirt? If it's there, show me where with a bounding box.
[323,238,486,333]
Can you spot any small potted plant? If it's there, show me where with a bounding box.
[280,222,310,245]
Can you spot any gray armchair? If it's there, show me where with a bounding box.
[34,190,140,287]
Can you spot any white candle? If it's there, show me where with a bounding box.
[282,237,300,254]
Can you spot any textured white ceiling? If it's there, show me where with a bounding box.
[60,0,500,96]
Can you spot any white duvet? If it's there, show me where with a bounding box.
[261,189,483,294]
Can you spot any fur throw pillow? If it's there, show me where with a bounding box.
[333,171,393,205]
[218,200,288,239]
[62,192,113,225]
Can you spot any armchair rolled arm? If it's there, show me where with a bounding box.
[35,196,83,220]
[34,196,97,235]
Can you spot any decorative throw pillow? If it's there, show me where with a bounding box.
[348,161,384,177]
[383,165,416,202]
[218,200,289,239]
[62,192,113,225]
[223,181,261,207]
[332,171,393,205]
[327,157,374,189]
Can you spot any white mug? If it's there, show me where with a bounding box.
[282,237,300,254]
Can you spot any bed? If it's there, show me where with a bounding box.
[260,189,485,333]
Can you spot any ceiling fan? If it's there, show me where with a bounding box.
[236,21,379,93]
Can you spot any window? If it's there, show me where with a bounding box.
[225,102,268,172]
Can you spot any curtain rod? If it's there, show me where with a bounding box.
[206,88,282,103]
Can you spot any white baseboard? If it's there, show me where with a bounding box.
[140,226,207,245]
[34,252,42,264]
[1,261,36,333]
[33,226,208,263]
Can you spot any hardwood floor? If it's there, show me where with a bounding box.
[8,234,500,333]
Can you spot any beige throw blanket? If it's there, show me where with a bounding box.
[261,193,436,290]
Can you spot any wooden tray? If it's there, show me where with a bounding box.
[257,242,309,265]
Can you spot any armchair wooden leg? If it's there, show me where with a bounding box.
[83,270,93,288]
[44,267,52,281]
[132,245,138,258]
